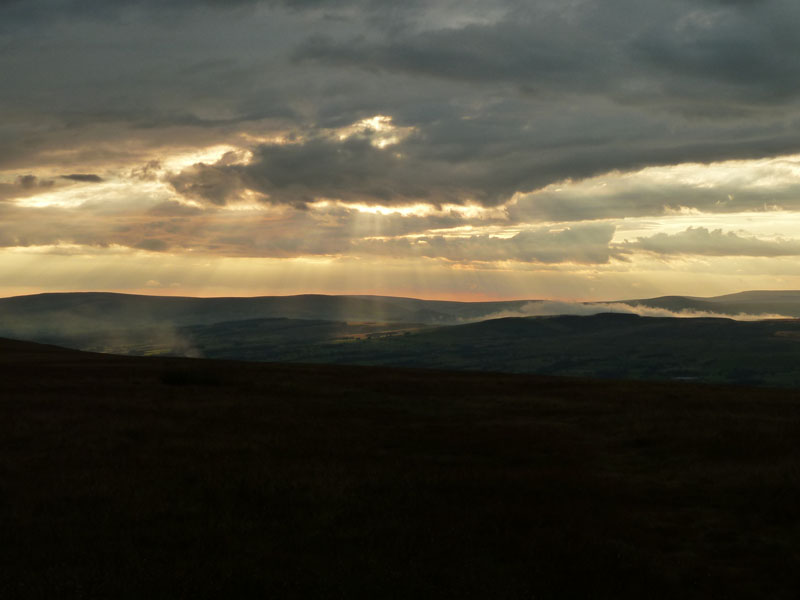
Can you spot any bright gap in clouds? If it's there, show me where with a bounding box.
[161,145,252,172]
[613,211,800,243]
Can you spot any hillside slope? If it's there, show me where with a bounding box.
[178,313,800,387]
[3,339,800,598]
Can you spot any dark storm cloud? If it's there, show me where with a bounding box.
[294,24,593,89]
[169,123,800,211]
[168,163,247,206]
[295,0,800,109]
[168,130,531,207]
[5,0,800,213]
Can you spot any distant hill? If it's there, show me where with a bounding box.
[3,291,800,386]
[3,289,800,345]
[620,290,800,317]
[0,291,531,342]
[708,290,800,303]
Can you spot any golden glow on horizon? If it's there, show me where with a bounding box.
[4,244,800,301]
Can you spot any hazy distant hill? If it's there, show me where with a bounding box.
[709,290,800,303]
[0,292,530,344]
[621,290,800,317]
[3,289,800,345]
[3,291,800,386]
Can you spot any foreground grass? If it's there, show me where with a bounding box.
[2,338,800,598]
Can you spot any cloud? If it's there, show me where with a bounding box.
[297,0,800,111]
[168,131,520,207]
[354,223,617,264]
[168,163,248,206]
[508,155,800,221]
[147,200,204,216]
[8,0,800,304]
[5,0,800,214]
[18,175,43,189]
[60,173,104,183]
[135,238,170,252]
[0,185,616,264]
[0,175,55,202]
[624,227,800,257]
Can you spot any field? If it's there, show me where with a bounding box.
[2,337,800,598]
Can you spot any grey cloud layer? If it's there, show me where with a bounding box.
[0,197,614,264]
[354,224,617,264]
[6,190,800,263]
[168,132,525,207]
[4,0,800,212]
[625,227,800,257]
[510,179,800,222]
[0,175,54,202]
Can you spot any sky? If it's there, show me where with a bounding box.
[3,0,800,300]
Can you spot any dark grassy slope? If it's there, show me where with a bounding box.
[46,318,426,359]
[3,339,800,598]
[187,313,800,387]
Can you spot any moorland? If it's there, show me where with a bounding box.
[2,337,800,598]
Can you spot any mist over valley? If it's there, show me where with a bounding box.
[3,290,800,387]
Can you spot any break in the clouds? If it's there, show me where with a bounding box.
[4,0,800,298]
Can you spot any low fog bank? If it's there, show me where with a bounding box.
[477,301,795,322]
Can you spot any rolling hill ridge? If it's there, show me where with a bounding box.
[3,291,800,386]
